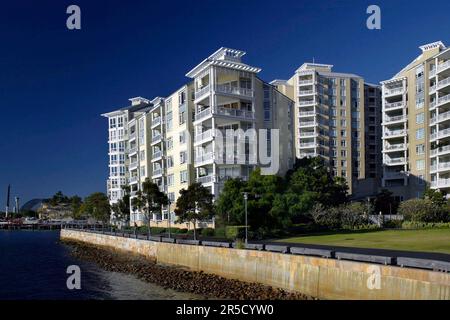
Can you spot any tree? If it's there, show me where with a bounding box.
[70,195,83,219]
[49,191,69,206]
[215,178,246,225]
[424,188,447,207]
[132,179,168,236]
[398,198,449,223]
[111,186,131,227]
[374,189,398,215]
[280,157,349,221]
[81,192,110,223]
[175,182,214,240]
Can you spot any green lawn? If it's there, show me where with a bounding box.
[276,228,450,254]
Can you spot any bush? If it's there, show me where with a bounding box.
[201,228,215,237]
[310,203,372,230]
[401,221,450,229]
[383,219,403,229]
[213,226,226,238]
[398,199,449,223]
[225,226,246,239]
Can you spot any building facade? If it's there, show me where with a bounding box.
[381,41,450,200]
[272,64,382,198]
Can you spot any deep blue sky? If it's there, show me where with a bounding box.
[1,0,449,206]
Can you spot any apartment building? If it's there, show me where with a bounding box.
[381,41,450,200]
[102,47,295,226]
[272,64,382,197]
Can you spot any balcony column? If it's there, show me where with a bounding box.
[211,67,217,187]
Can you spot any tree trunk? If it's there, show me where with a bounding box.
[193,219,197,240]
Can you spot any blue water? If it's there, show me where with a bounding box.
[0,231,200,300]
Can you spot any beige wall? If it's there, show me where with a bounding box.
[62,229,450,300]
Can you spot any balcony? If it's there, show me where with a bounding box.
[383,114,406,124]
[129,176,138,184]
[215,84,254,98]
[299,131,317,137]
[151,135,162,144]
[431,127,450,141]
[299,142,317,148]
[195,152,214,165]
[384,87,404,97]
[437,77,450,90]
[437,93,450,108]
[431,145,450,157]
[129,160,138,170]
[431,110,450,125]
[196,175,216,184]
[129,132,136,141]
[299,111,316,117]
[430,68,436,78]
[129,146,138,155]
[152,168,162,177]
[299,152,316,158]
[215,106,254,119]
[437,60,450,74]
[151,117,161,127]
[194,129,214,144]
[384,129,406,138]
[152,150,162,160]
[298,90,315,96]
[384,101,405,110]
[195,84,211,100]
[431,178,450,189]
[384,157,406,165]
[298,79,314,86]
[438,162,450,172]
[383,143,406,152]
[299,121,317,128]
[299,99,316,106]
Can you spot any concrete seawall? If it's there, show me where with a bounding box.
[61,229,450,300]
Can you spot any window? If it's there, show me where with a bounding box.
[140,167,146,177]
[179,131,186,144]
[416,128,424,140]
[168,192,175,202]
[119,166,126,176]
[180,170,188,183]
[416,159,425,171]
[416,113,424,124]
[167,137,173,150]
[341,150,347,157]
[340,140,346,147]
[180,151,187,164]
[110,143,117,152]
[167,174,174,186]
[341,160,347,167]
[417,175,425,185]
[167,156,173,168]
[416,144,425,155]
[109,118,116,129]
[117,117,124,128]
[140,151,145,161]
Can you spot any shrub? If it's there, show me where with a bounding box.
[383,219,403,229]
[401,221,450,229]
[201,228,215,237]
[225,226,246,239]
[310,203,372,230]
[310,204,341,229]
[235,239,245,249]
[340,203,368,229]
[398,199,449,223]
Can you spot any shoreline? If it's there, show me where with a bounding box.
[62,239,314,300]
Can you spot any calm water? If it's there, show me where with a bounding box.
[0,231,200,300]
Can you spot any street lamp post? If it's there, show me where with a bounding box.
[168,199,172,239]
[243,192,248,245]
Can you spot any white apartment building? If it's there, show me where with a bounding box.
[102,47,295,226]
[381,41,450,200]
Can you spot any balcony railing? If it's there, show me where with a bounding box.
[384,143,406,151]
[152,168,162,176]
[437,93,450,107]
[431,178,450,188]
[299,121,317,127]
[298,90,315,95]
[129,176,138,183]
[195,84,211,100]
[438,77,450,90]
[299,142,316,148]
[196,175,216,184]
[384,129,406,137]
[385,157,406,165]
[195,152,214,164]
[299,99,316,106]
[437,60,450,73]
[151,117,161,127]
[129,146,137,154]
[384,172,405,179]
[431,127,450,140]
[431,145,450,156]
[298,79,314,85]
[215,84,254,98]
[430,68,436,78]
[384,115,406,123]
[299,111,315,117]
[195,107,212,121]
[152,150,162,159]
[299,152,316,158]
[152,135,162,143]
[384,101,405,110]
[194,129,214,143]
[129,161,138,169]
[299,131,317,137]
[215,106,254,119]
[431,110,450,125]
[385,87,404,96]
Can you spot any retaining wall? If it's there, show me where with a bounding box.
[60,229,450,300]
